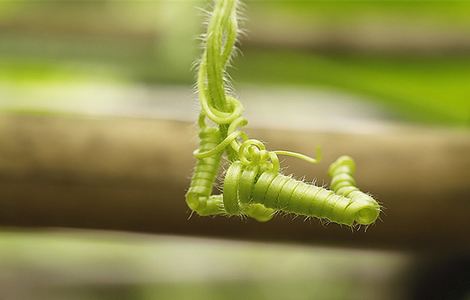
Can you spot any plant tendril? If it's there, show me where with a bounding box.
[186,0,381,227]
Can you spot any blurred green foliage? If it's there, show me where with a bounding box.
[0,230,407,300]
[234,51,470,125]
[1,0,469,125]
[253,0,470,23]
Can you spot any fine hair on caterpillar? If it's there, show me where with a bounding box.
[185,0,381,227]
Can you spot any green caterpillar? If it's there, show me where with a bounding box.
[185,0,381,227]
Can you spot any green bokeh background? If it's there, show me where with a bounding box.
[1,0,469,125]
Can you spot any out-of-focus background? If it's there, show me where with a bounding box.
[0,1,469,299]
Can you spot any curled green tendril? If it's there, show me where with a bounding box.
[185,0,381,227]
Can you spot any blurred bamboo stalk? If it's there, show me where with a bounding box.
[0,114,469,252]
